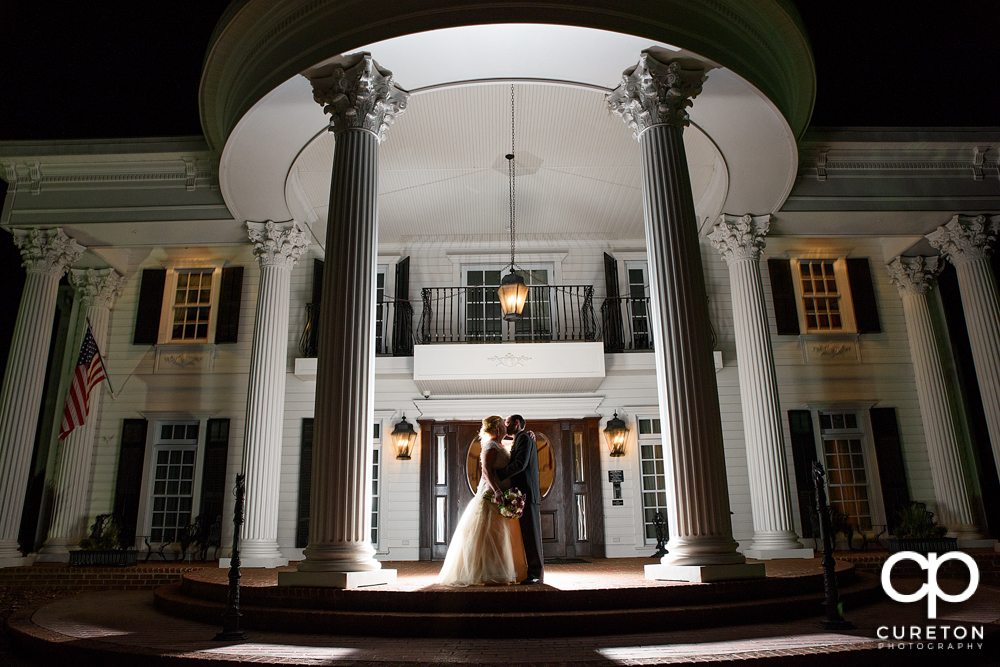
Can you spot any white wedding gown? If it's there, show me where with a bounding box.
[438,439,526,586]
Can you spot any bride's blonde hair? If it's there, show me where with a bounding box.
[479,415,504,442]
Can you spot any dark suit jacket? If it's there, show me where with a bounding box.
[496,430,541,505]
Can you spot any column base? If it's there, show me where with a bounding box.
[645,561,766,583]
[957,538,998,550]
[219,555,289,569]
[35,551,70,563]
[0,555,32,569]
[742,547,814,560]
[36,538,75,563]
[278,569,397,589]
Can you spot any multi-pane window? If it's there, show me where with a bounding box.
[626,263,651,349]
[638,417,668,543]
[819,411,872,531]
[799,260,842,331]
[371,420,382,549]
[464,267,552,342]
[150,422,199,542]
[374,267,387,354]
[171,269,215,341]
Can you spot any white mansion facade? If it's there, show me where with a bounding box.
[1,2,999,582]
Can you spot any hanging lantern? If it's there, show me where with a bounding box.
[604,412,629,457]
[498,271,529,322]
[391,414,417,460]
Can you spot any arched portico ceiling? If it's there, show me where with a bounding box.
[204,2,815,236]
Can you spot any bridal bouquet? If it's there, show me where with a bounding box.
[485,488,526,519]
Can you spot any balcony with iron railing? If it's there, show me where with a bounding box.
[299,295,414,358]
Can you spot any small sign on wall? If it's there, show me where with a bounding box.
[608,470,624,484]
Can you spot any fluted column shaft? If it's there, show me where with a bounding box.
[927,214,1000,479]
[710,215,806,555]
[888,256,978,537]
[0,228,84,564]
[39,269,125,561]
[637,125,743,566]
[301,128,380,571]
[240,221,309,567]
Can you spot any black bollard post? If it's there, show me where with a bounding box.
[812,462,854,630]
[214,473,247,641]
[650,511,668,558]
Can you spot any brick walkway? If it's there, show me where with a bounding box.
[6,559,1000,665]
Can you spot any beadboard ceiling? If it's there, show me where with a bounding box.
[287,83,723,245]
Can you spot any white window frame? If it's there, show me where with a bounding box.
[157,260,227,344]
[789,257,858,334]
[635,414,668,545]
[807,402,886,532]
[371,417,383,552]
[460,262,556,341]
[136,413,212,548]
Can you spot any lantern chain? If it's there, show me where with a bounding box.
[507,84,516,273]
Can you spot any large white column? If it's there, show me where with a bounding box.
[886,256,984,542]
[709,214,812,559]
[926,214,1000,480]
[0,228,85,566]
[609,52,763,582]
[37,268,126,562]
[279,53,407,588]
[238,220,309,568]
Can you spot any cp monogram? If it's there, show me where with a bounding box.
[881,551,979,619]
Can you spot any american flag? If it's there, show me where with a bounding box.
[59,324,110,440]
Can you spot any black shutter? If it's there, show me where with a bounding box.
[603,252,624,352]
[199,419,230,521]
[869,407,910,533]
[787,410,819,538]
[113,419,148,547]
[306,259,324,357]
[214,266,243,344]
[392,257,412,356]
[296,419,314,548]
[767,259,800,335]
[133,269,165,344]
[846,258,881,334]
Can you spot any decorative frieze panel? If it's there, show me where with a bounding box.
[154,345,216,374]
[800,334,861,364]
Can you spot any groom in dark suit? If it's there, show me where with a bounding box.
[497,414,544,584]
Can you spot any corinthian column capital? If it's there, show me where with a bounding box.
[607,51,706,138]
[303,52,409,141]
[709,214,770,264]
[70,268,126,309]
[11,228,85,276]
[887,256,941,295]
[926,214,1000,265]
[247,221,310,269]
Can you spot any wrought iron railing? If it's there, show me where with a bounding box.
[417,285,599,344]
[299,296,414,357]
[600,296,653,352]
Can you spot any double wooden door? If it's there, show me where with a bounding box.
[419,419,605,561]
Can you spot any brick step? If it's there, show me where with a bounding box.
[176,564,858,614]
[0,564,210,591]
[154,573,885,638]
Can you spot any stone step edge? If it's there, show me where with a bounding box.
[154,575,885,638]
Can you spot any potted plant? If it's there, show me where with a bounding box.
[69,514,138,567]
[887,503,956,555]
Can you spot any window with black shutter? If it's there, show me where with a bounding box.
[787,410,818,537]
[133,269,165,344]
[113,419,148,547]
[199,419,230,521]
[767,259,799,335]
[869,408,910,533]
[296,419,314,548]
[214,267,243,343]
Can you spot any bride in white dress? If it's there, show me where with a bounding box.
[438,415,527,586]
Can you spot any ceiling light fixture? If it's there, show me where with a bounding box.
[497,84,529,322]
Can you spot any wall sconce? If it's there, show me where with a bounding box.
[604,411,629,457]
[391,413,417,460]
